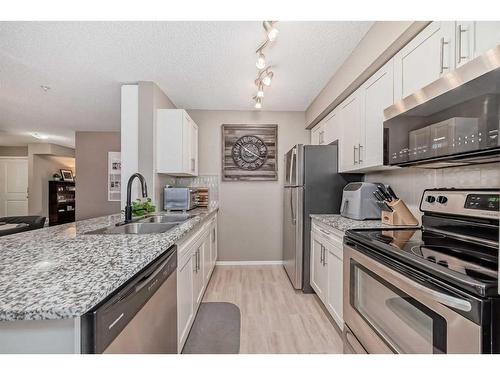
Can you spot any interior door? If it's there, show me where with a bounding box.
[0,158,29,217]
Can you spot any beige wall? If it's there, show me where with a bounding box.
[75,131,121,220]
[0,146,28,157]
[306,21,429,128]
[137,81,177,207]
[187,110,308,262]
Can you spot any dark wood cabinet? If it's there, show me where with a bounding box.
[49,181,75,226]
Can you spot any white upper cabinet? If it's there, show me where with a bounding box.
[156,109,199,176]
[324,109,340,145]
[358,59,394,170]
[394,21,455,101]
[455,21,500,68]
[311,121,326,145]
[339,91,362,172]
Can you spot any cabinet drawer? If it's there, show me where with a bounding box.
[311,222,343,259]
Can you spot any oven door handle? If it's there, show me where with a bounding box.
[412,281,472,312]
[345,242,473,313]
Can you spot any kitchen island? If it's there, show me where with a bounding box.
[0,205,218,353]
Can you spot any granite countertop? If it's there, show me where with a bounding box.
[0,205,218,322]
[310,214,419,232]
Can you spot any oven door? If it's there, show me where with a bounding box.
[343,244,482,354]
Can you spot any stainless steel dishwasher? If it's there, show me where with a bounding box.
[81,245,177,354]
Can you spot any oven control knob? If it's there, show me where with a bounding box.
[426,195,436,203]
[437,196,448,204]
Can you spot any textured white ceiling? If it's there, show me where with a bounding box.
[0,21,372,147]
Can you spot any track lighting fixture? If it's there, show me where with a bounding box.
[262,71,273,86]
[256,84,264,98]
[256,52,266,69]
[251,21,279,109]
[263,21,279,42]
[254,96,262,109]
[255,68,274,88]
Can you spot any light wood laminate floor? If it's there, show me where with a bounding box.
[203,265,344,354]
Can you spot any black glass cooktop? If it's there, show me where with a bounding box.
[346,228,499,297]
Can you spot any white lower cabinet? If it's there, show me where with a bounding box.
[310,231,328,299]
[176,213,218,352]
[177,253,194,351]
[310,221,344,329]
[209,216,218,275]
[326,247,343,328]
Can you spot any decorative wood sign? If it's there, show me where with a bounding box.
[221,124,278,181]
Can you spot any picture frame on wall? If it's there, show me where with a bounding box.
[108,152,121,202]
[60,169,74,182]
[221,124,278,181]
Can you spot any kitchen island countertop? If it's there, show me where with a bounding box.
[0,205,218,322]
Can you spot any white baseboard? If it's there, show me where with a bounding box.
[215,260,284,266]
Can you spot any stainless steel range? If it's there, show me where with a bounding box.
[343,188,499,354]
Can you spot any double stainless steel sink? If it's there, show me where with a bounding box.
[85,213,196,235]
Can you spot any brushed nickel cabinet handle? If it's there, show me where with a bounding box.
[358,143,363,163]
[457,24,468,63]
[353,145,358,164]
[440,37,449,74]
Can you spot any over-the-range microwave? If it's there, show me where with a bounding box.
[383,47,500,168]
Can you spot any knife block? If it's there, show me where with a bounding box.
[381,199,419,226]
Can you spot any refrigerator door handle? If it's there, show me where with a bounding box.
[289,147,296,186]
[290,188,296,224]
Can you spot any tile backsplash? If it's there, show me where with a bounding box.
[171,174,219,205]
[364,163,500,220]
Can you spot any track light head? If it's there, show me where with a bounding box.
[253,96,263,109]
[257,84,264,98]
[263,21,279,42]
[262,71,274,86]
[256,52,266,69]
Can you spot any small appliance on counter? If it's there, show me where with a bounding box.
[340,182,382,220]
[164,186,201,211]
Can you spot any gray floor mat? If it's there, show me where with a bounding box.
[182,302,241,354]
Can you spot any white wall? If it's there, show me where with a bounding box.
[365,163,500,222]
[187,110,308,262]
[121,82,177,209]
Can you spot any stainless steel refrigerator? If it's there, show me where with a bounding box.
[283,144,361,293]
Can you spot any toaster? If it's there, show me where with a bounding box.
[340,182,381,220]
[164,187,200,211]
